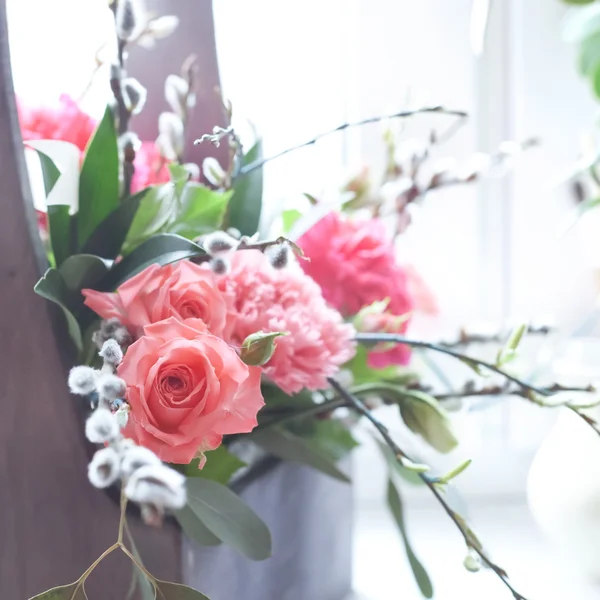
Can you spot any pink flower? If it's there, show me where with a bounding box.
[18,94,97,152]
[18,95,172,193]
[297,212,413,366]
[83,261,235,340]
[119,317,264,464]
[219,250,356,394]
[298,212,413,317]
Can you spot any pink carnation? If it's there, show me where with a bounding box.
[219,250,356,394]
[18,95,172,193]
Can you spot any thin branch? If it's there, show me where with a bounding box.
[327,377,529,600]
[237,106,468,177]
[356,332,600,435]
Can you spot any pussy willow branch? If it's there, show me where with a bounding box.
[327,377,529,600]
[357,332,600,435]
[192,236,297,264]
[237,106,468,177]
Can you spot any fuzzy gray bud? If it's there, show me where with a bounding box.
[93,318,131,350]
[99,339,123,367]
[88,447,121,489]
[122,78,147,115]
[68,366,97,396]
[125,464,186,510]
[157,112,184,160]
[202,231,238,256]
[265,243,290,269]
[115,0,139,41]
[96,374,126,402]
[210,256,230,275]
[85,408,120,444]
[121,445,162,479]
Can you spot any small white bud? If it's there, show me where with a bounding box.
[157,111,184,160]
[115,403,130,428]
[202,157,226,187]
[122,77,147,115]
[125,464,187,510]
[68,366,98,396]
[99,339,123,367]
[121,445,162,479]
[165,75,189,118]
[226,227,241,239]
[85,408,120,444]
[202,231,238,255]
[88,447,121,488]
[210,256,230,275]
[96,374,126,402]
[147,15,179,39]
[182,162,200,181]
[265,243,290,269]
[463,550,482,573]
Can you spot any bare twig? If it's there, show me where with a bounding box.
[235,106,468,177]
[356,332,600,435]
[327,377,529,600]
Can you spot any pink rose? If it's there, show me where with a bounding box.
[119,317,264,464]
[83,261,234,340]
[218,250,356,394]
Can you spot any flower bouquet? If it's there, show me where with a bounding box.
[20,2,600,600]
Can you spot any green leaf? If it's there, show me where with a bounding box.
[59,254,111,292]
[31,148,61,197]
[579,31,600,76]
[564,0,596,4]
[99,234,206,291]
[281,209,302,234]
[183,445,247,484]
[397,390,459,454]
[154,579,211,600]
[438,459,472,485]
[373,438,425,486]
[251,427,351,483]
[78,106,119,248]
[34,269,83,351]
[459,357,488,377]
[180,477,272,561]
[170,185,232,239]
[81,188,149,259]
[175,505,223,547]
[28,581,87,599]
[47,205,73,267]
[309,419,359,461]
[169,162,192,197]
[124,185,177,253]
[229,139,263,236]
[387,478,434,598]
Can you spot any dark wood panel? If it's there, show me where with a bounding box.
[0,1,180,597]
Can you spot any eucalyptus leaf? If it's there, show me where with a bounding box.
[81,188,149,259]
[251,427,351,483]
[181,477,272,561]
[387,478,434,598]
[175,505,223,546]
[170,185,232,239]
[183,445,246,484]
[99,234,205,291]
[31,148,61,197]
[28,581,87,600]
[78,106,119,248]
[229,139,263,236]
[154,579,211,600]
[47,204,73,267]
[34,269,83,351]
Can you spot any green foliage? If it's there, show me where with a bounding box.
[496,323,527,367]
[184,445,247,484]
[386,478,434,598]
[281,209,302,233]
[47,205,73,267]
[228,140,263,235]
[31,148,61,197]
[437,459,472,485]
[154,580,211,600]
[308,419,359,461]
[251,427,351,482]
[28,581,87,599]
[177,477,272,561]
[78,106,119,248]
[81,188,149,260]
[564,0,596,4]
[98,234,205,291]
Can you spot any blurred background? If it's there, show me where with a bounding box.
[8,0,600,598]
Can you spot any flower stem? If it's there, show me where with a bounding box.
[327,377,529,600]
[118,485,128,544]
